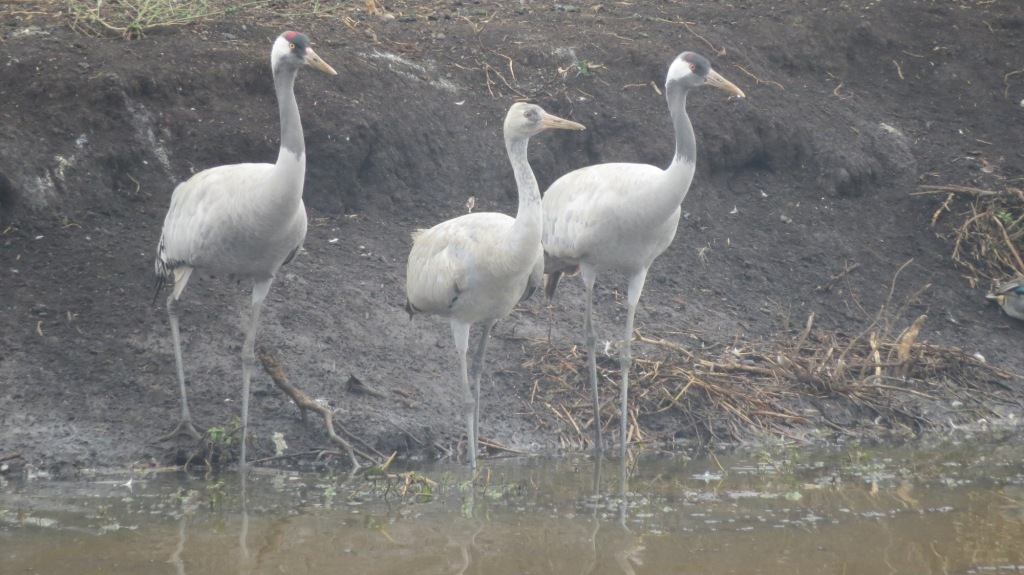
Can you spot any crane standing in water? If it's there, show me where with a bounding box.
[154,32,336,467]
[406,103,585,470]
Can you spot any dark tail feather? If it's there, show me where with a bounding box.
[152,275,165,306]
[152,258,168,306]
[153,237,170,306]
[544,271,563,300]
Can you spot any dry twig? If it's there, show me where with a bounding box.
[923,184,1024,280]
[257,347,370,469]
[735,64,784,90]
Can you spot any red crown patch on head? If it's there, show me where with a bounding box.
[283,31,299,41]
[683,53,697,62]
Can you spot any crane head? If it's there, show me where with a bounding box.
[505,102,586,138]
[667,52,745,98]
[273,31,338,76]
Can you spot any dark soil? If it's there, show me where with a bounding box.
[1,0,1023,474]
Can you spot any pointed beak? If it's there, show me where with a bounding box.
[540,112,586,131]
[706,69,745,98]
[305,48,338,76]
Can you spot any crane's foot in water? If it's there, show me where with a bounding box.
[159,419,205,441]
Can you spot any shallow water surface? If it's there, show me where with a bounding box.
[3,441,1024,574]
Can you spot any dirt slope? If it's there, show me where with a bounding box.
[1,0,1022,473]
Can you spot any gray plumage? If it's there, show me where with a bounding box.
[541,52,744,458]
[405,103,585,469]
[154,32,337,467]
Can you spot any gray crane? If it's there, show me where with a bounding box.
[153,32,336,467]
[541,52,745,458]
[405,103,585,469]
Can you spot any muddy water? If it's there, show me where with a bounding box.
[3,441,1024,574]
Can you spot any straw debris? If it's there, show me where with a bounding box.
[917,185,1024,284]
[524,314,1021,449]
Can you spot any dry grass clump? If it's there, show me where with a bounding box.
[917,185,1024,287]
[60,0,373,40]
[524,312,1021,450]
[62,0,225,38]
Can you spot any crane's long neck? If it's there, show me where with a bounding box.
[504,136,542,264]
[271,64,306,203]
[668,87,696,167]
[651,85,697,212]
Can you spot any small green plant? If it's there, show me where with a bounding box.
[995,209,1024,249]
[199,424,237,468]
[205,480,227,508]
[558,57,604,80]
[844,442,875,468]
[320,485,338,508]
[757,447,799,476]
[206,427,232,447]
[362,465,387,479]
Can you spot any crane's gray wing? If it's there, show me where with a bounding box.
[157,162,307,279]
[542,163,663,267]
[405,212,515,317]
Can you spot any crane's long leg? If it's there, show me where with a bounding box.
[160,267,203,441]
[618,452,629,528]
[239,279,273,468]
[469,319,497,448]
[581,266,602,454]
[619,268,649,461]
[451,320,476,470]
